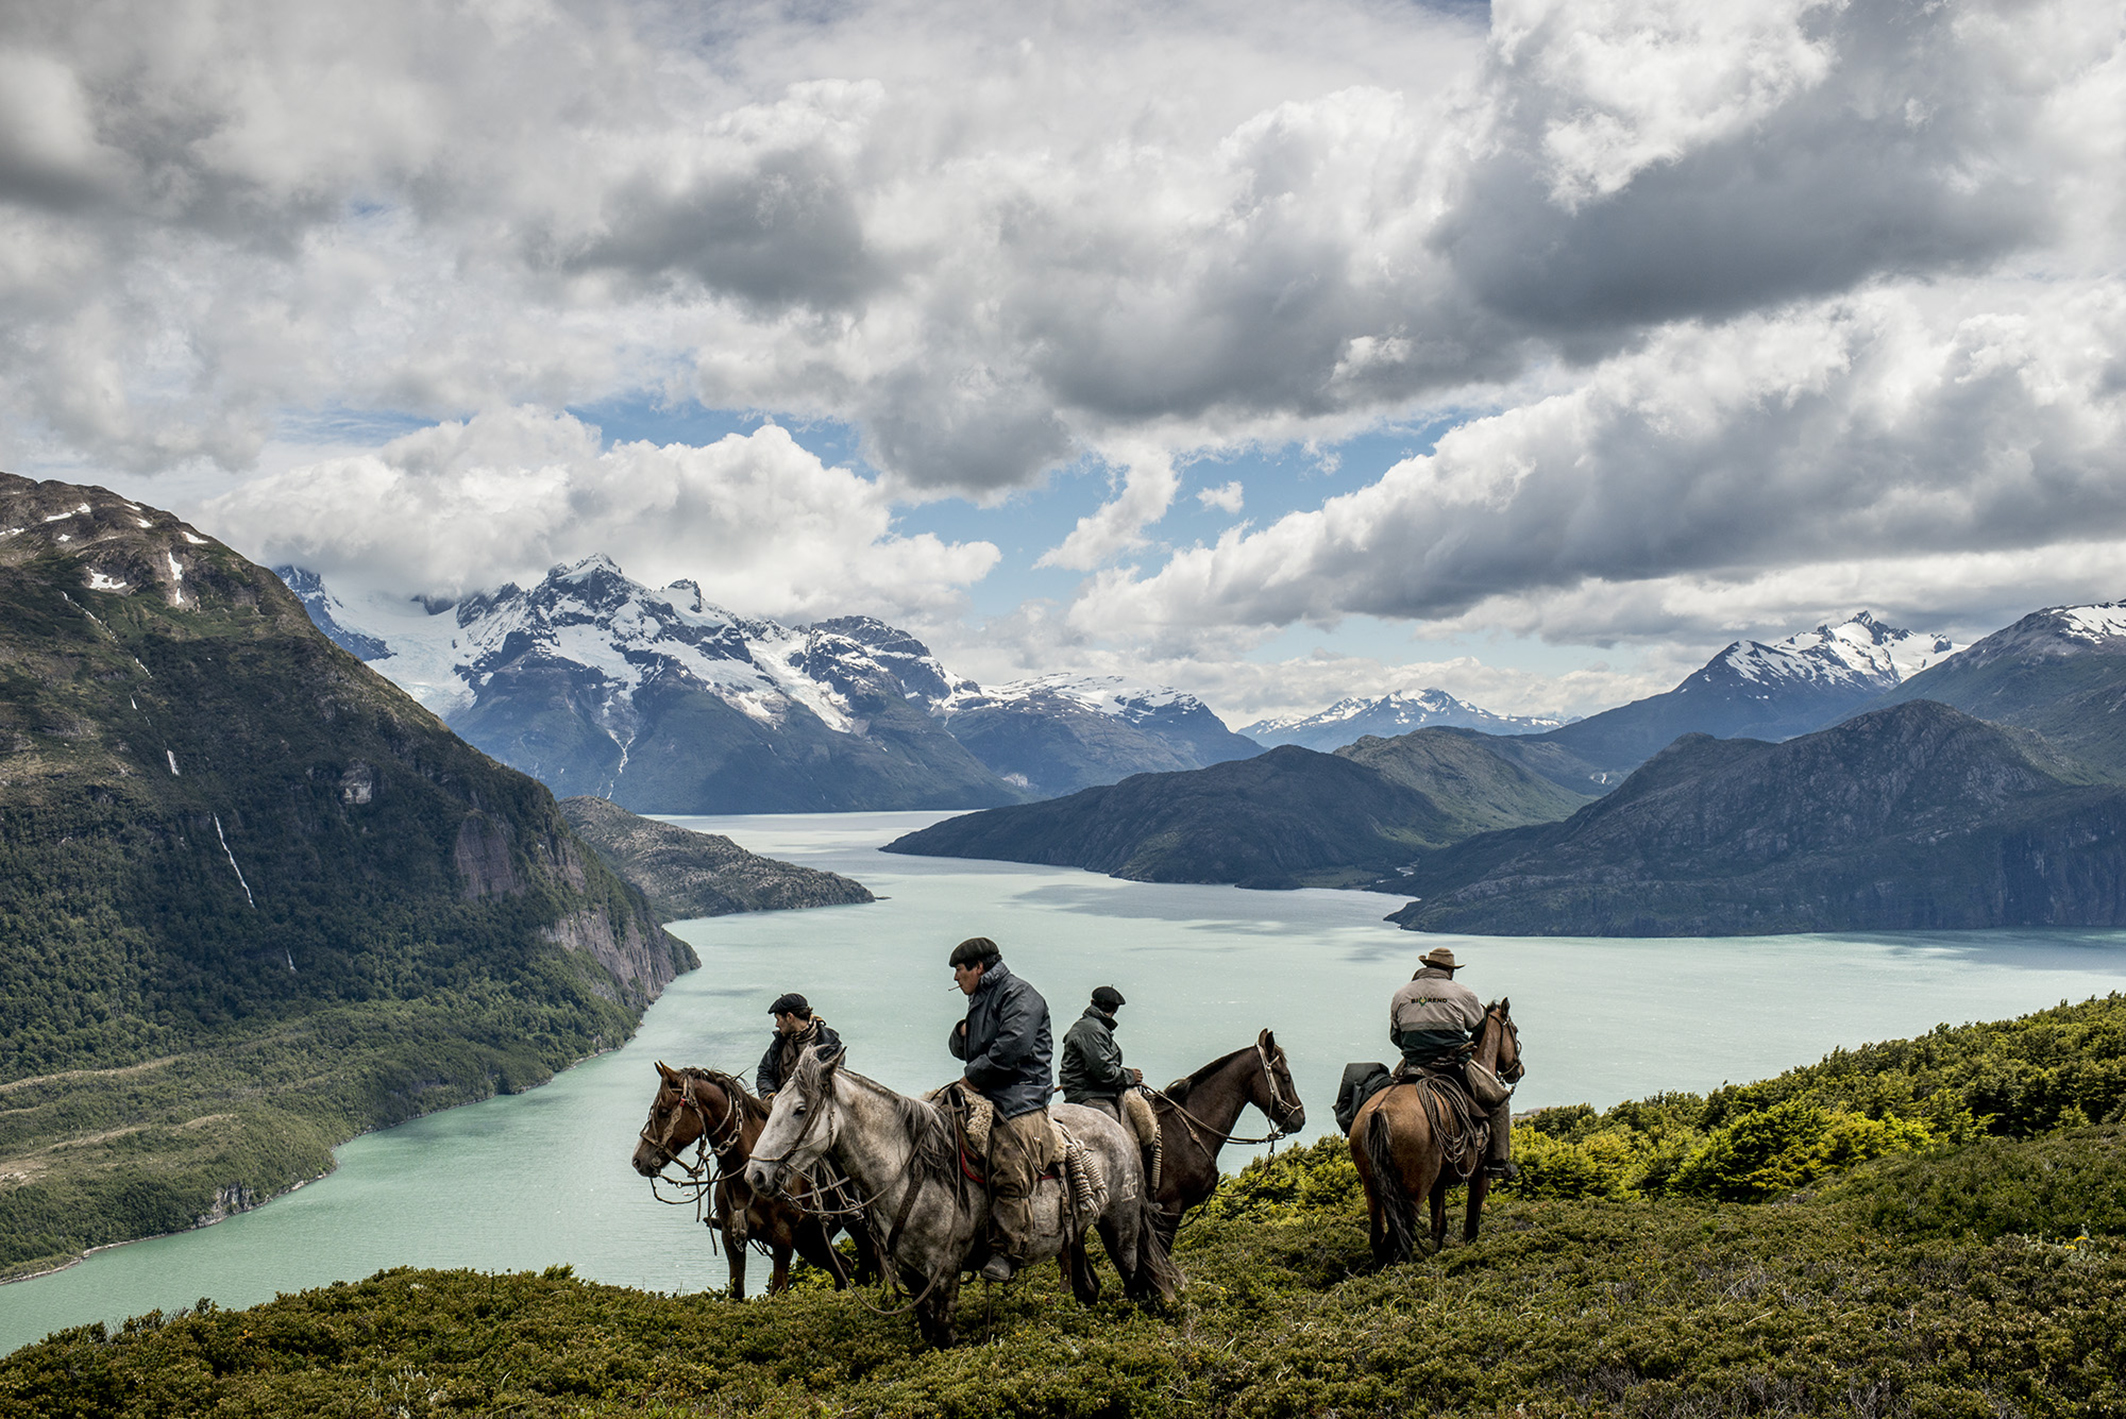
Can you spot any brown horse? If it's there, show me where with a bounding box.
[1349,1000,1522,1264]
[630,1061,877,1298]
[1145,1028,1308,1244]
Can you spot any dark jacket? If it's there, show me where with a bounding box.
[947,961,1052,1118]
[1059,1006,1129,1103]
[756,1018,843,1097]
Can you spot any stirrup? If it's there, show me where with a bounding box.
[1484,1161,1519,1182]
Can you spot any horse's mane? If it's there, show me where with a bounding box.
[1163,1045,1253,1105]
[791,1056,957,1181]
[677,1066,770,1122]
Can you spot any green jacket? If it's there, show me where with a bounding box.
[1058,1006,1129,1103]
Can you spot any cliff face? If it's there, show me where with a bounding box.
[558,796,873,921]
[1388,701,2126,936]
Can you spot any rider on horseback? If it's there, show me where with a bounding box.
[946,936,1054,1283]
[757,993,843,1100]
[1389,946,1517,1181]
[1059,985,1143,1120]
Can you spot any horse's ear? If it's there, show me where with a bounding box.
[1499,996,1511,1014]
[1258,1027,1275,1050]
[655,1060,677,1082]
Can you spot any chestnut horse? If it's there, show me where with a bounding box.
[1145,1028,1307,1244]
[1349,1000,1522,1264]
[630,1061,876,1298]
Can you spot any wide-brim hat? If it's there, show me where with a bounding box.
[1418,946,1460,971]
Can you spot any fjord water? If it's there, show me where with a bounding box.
[7,810,2125,1353]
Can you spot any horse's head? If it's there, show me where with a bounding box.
[1251,1028,1307,1134]
[632,1062,743,1178]
[743,1043,842,1197]
[1486,999,1524,1084]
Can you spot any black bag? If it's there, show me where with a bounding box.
[1334,1061,1393,1135]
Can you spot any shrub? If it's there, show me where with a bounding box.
[1670,1100,1931,1202]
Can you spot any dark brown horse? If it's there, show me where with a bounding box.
[1145,1028,1308,1243]
[631,1061,876,1298]
[1350,1000,1522,1264]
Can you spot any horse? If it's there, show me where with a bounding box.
[744,1046,1182,1348]
[630,1060,877,1299]
[1143,1028,1307,1243]
[1349,999,1522,1264]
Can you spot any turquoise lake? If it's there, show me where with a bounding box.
[6,809,2125,1354]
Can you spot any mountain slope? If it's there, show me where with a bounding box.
[0,473,695,1276]
[1245,689,1569,750]
[1520,613,1959,781]
[1863,602,2126,780]
[1386,700,2126,936]
[884,745,1451,888]
[1334,728,1599,836]
[557,796,873,919]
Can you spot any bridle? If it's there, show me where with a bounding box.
[1484,1004,1525,1084]
[1152,1039,1303,1157]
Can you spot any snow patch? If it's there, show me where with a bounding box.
[86,571,128,591]
[166,750,180,775]
[214,815,257,911]
[166,553,185,605]
[2053,602,2126,642]
[181,531,209,545]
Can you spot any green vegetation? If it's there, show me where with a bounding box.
[7,997,2124,1415]
[1,480,691,1277]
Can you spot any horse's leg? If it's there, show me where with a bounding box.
[850,1220,882,1286]
[794,1218,851,1289]
[917,1274,961,1349]
[723,1221,747,1300]
[1065,1239,1101,1305]
[1427,1173,1450,1254]
[1464,1172,1491,1245]
[767,1238,792,1294]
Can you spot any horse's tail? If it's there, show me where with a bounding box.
[1365,1106,1418,1264]
[1131,1182,1185,1301]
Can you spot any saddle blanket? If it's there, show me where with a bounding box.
[924,1082,1110,1222]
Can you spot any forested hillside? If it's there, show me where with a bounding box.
[0,474,696,1277]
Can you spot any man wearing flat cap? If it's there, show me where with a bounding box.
[1059,985,1143,1120]
[756,992,842,1100]
[1389,946,1517,1180]
[946,936,1053,1281]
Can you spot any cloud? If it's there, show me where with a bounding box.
[1071,278,2126,637]
[198,408,999,621]
[1197,480,1245,514]
[1,0,2122,690]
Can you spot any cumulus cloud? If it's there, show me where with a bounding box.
[1197,480,1245,514]
[1072,278,2126,639]
[199,408,999,622]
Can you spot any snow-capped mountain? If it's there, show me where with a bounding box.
[1708,611,1957,692]
[1537,611,1961,774]
[280,558,1261,810]
[936,674,1261,797]
[1242,689,1571,752]
[1869,598,2126,779]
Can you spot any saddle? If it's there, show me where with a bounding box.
[1120,1086,1162,1192]
[924,1083,1109,1224]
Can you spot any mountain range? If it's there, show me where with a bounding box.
[1241,689,1571,749]
[1384,700,2126,936]
[286,558,1260,812]
[884,728,1598,888]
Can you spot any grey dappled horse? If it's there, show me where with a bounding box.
[744,1046,1181,1348]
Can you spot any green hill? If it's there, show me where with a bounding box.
[5,996,2120,1415]
[0,473,696,1278]
[557,795,874,919]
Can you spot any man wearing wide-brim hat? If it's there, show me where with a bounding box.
[1388,945,1517,1180]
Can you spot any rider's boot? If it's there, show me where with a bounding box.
[978,1254,1016,1282]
